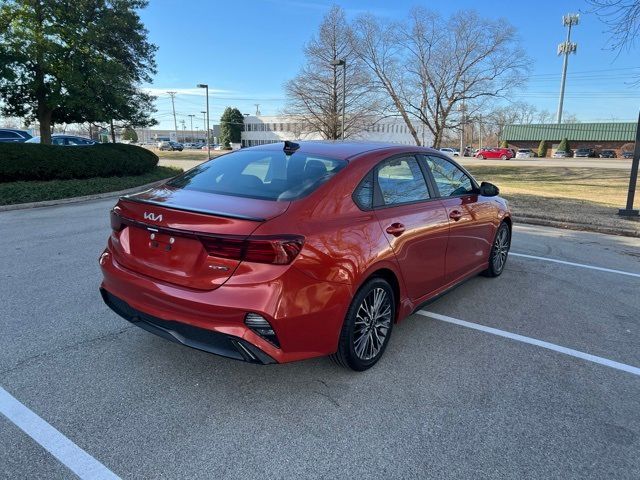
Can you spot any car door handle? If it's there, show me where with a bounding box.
[386,223,406,236]
[449,210,463,221]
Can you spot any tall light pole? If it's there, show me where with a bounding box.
[197,83,210,158]
[330,59,346,140]
[188,114,195,142]
[167,91,178,140]
[200,111,207,150]
[556,14,579,124]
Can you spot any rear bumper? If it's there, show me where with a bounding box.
[101,288,275,364]
[99,248,353,363]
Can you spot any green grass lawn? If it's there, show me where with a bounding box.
[467,166,639,235]
[0,166,182,206]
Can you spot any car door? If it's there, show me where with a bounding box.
[421,155,497,283]
[372,155,450,301]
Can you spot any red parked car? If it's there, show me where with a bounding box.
[475,148,513,160]
[100,141,511,370]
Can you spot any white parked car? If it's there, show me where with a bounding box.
[439,147,459,156]
[515,149,536,159]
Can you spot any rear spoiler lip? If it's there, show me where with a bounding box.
[119,196,266,222]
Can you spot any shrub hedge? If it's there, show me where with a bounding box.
[0,142,159,182]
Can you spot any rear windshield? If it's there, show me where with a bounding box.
[166,149,347,201]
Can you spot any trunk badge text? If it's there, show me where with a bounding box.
[209,265,230,271]
[144,212,163,222]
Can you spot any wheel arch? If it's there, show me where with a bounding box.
[357,266,405,322]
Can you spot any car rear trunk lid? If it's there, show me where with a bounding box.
[109,185,290,290]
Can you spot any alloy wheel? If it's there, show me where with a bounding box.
[353,287,392,361]
[492,226,510,273]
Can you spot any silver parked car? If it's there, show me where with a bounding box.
[552,150,570,158]
[515,149,536,158]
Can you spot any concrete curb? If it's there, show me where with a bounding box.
[0,179,167,212]
[515,215,640,238]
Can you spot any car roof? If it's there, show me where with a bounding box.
[246,140,442,161]
[0,128,30,134]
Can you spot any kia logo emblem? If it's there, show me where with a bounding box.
[144,212,163,222]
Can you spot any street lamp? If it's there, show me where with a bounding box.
[197,83,210,158]
[330,59,346,140]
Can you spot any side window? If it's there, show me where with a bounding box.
[376,156,430,206]
[353,171,374,210]
[424,156,474,197]
[52,137,66,145]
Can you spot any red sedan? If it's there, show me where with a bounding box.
[100,141,511,370]
[476,147,514,160]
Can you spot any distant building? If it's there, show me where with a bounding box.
[240,115,427,147]
[136,125,220,144]
[502,122,637,155]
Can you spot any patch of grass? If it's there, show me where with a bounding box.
[155,149,226,162]
[0,166,182,206]
[467,166,639,235]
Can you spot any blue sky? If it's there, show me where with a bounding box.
[141,0,640,129]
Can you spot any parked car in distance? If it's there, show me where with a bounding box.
[25,134,96,146]
[439,147,459,156]
[158,141,183,151]
[552,150,570,158]
[599,150,617,158]
[574,148,596,158]
[0,128,33,143]
[475,148,513,160]
[622,150,634,159]
[515,149,536,159]
[100,141,511,371]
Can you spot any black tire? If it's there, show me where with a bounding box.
[482,222,511,277]
[330,278,395,371]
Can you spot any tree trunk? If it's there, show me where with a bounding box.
[110,119,116,143]
[38,105,52,144]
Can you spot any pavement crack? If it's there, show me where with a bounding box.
[0,326,135,379]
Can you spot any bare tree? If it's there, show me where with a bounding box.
[284,6,380,139]
[588,0,640,51]
[351,8,529,147]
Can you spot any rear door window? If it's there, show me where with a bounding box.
[167,149,346,201]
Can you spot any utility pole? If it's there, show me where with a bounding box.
[188,114,195,142]
[556,14,579,124]
[167,91,178,140]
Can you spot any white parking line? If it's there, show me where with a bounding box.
[510,252,640,278]
[0,386,120,480]
[417,310,640,377]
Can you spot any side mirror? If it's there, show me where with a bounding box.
[479,181,499,197]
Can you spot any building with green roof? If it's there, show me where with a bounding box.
[502,122,637,156]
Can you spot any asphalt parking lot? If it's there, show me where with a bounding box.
[1,198,639,479]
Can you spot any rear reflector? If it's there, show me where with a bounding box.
[245,313,280,347]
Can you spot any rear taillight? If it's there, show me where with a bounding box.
[110,210,124,232]
[199,235,304,265]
